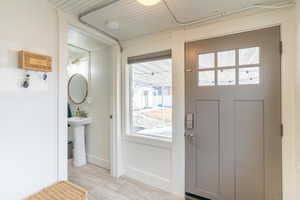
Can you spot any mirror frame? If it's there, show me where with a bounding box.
[68,73,89,105]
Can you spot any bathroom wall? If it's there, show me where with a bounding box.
[0,0,59,199]
[67,45,113,169]
[67,50,90,142]
[67,59,90,113]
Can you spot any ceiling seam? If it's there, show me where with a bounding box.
[78,17,123,51]
[161,0,296,26]
[78,0,123,51]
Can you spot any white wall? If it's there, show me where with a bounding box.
[67,56,89,121]
[86,47,112,169]
[123,140,173,191]
[121,30,175,192]
[121,7,297,199]
[0,0,59,199]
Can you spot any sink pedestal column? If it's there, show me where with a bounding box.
[73,125,87,167]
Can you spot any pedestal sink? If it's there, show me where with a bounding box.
[68,117,92,167]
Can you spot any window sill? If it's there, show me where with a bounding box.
[123,133,173,149]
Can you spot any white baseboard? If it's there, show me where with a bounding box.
[124,166,171,192]
[87,154,110,170]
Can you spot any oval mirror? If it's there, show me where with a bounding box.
[68,74,88,104]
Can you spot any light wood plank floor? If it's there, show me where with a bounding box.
[68,162,183,200]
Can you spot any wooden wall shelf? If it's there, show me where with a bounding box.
[19,50,52,72]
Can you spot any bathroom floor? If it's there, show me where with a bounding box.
[68,162,182,200]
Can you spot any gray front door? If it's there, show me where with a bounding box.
[185,27,282,200]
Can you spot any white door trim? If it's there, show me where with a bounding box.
[57,11,123,180]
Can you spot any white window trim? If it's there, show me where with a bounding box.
[122,54,173,146]
[123,133,172,149]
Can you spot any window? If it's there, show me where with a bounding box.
[199,53,215,69]
[198,47,260,86]
[198,70,215,86]
[128,51,172,139]
[239,67,260,85]
[239,47,260,65]
[218,69,236,85]
[217,50,235,67]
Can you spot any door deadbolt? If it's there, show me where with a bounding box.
[186,113,194,130]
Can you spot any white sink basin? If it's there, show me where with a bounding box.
[68,117,92,127]
[68,117,92,167]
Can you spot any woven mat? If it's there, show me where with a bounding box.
[25,181,87,200]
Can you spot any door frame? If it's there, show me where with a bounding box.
[57,11,123,180]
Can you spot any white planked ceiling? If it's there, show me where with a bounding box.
[68,27,108,50]
[165,0,283,22]
[82,0,174,41]
[49,0,114,15]
[49,0,293,41]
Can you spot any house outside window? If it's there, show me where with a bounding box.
[128,50,172,139]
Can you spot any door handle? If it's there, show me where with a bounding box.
[185,113,196,139]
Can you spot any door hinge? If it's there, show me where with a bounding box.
[280,41,283,55]
[281,124,284,137]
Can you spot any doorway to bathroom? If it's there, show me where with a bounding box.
[66,26,114,179]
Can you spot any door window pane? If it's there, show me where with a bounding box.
[130,59,172,138]
[217,69,236,85]
[217,50,236,67]
[239,67,260,85]
[198,53,215,69]
[198,70,215,86]
[239,47,260,65]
